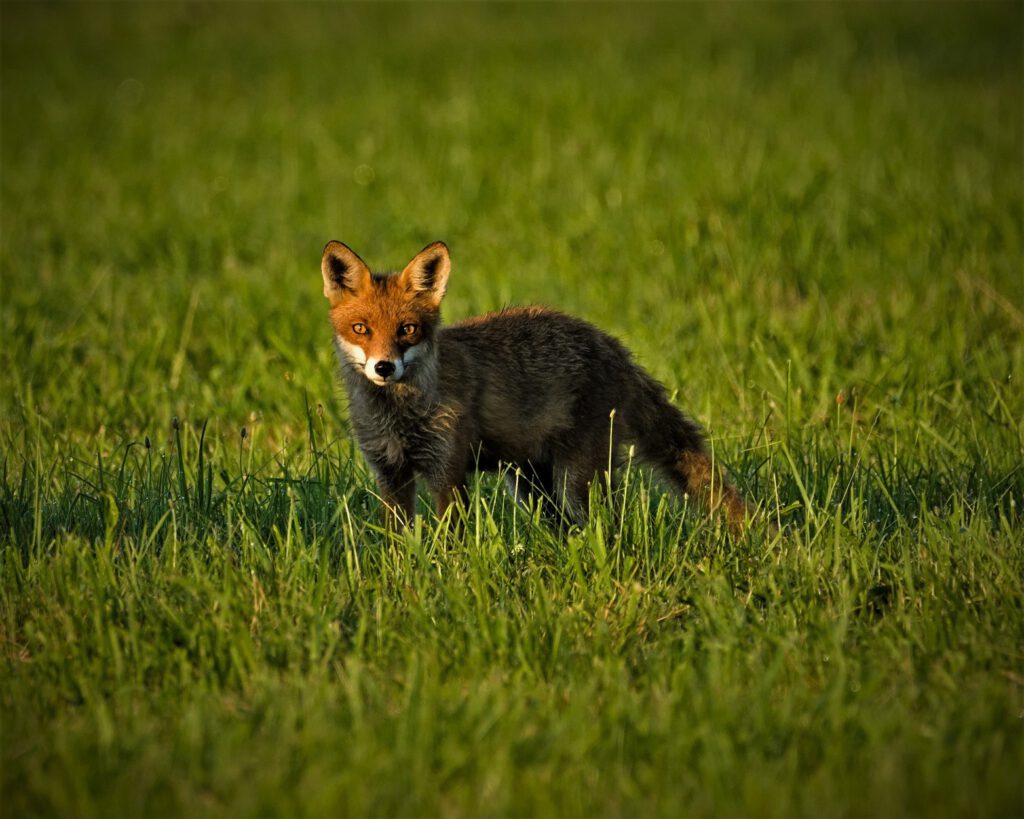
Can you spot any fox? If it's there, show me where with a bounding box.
[320,239,751,533]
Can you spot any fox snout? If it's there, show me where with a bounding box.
[335,337,410,386]
[365,353,406,386]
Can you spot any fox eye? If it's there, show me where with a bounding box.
[399,323,418,337]
[352,323,368,335]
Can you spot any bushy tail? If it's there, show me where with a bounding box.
[625,371,750,533]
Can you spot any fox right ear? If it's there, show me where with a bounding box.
[321,241,371,305]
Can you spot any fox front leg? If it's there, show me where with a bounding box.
[375,465,417,532]
[435,483,469,523]
[432,460,470,532]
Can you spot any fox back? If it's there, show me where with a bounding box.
[321,240,750,531]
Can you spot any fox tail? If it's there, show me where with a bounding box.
[626,371,750,532]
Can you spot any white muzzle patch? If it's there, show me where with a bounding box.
[339,337,424,387]
[338,338,367,368]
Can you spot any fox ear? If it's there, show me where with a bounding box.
[321,241,371,305]
[398,241,450,306]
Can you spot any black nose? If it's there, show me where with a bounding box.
[374,360,396,378]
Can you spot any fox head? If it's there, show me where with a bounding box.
[321,240,450,387]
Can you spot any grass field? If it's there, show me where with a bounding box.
[2,3,1023,817]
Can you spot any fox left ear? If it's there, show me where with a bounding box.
[399,241,450,306]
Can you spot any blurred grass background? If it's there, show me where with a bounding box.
[2,2,1022,817]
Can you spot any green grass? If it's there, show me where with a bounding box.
[2,2,1023,817]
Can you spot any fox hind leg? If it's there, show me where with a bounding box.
[551,450,610,527]
[504,461,557,517]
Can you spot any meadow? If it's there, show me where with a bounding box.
[2,3,1022,817]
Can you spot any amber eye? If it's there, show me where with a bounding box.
[399,323,418,337]
[352,323,368,335]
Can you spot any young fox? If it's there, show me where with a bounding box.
[321,240,750,532]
